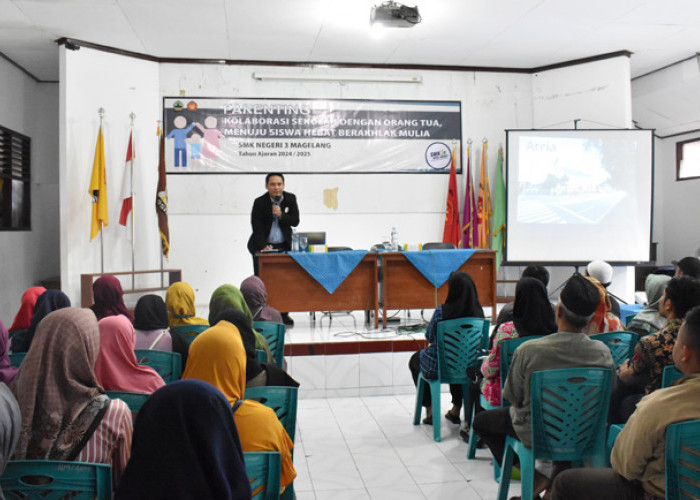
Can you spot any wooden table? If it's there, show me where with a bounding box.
[258,253,379,328]
[380,250,497,328]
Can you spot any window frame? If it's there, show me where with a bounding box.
[676,137,700,182]
[0,124,31,231]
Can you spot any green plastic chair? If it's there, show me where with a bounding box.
[255,349,267,364]
[663,365,683,388]
[412,317,484,442]
[666,419,700,500]
[467,335,544,461]
[253,321,286,367]
[105,391,150,422]
[134,349,182,382]
[497,367,613,500]
[590,331,639,367]
[169,324,209,345]
[1,460,112,500]
[8,353,26,368]
[243,451,281,500]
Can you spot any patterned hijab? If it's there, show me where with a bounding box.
[209,285,253,326]
[0,321,18,385]
[12,308,110,460]
[90,275,133,322]
[586,276,624,333]
[9,286,45,332]
[94,315,165,394]
[115,380,251,500]
[166,282,208,327]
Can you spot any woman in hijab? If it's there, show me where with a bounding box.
[133,295,172,351]
[95,315,165,393]
[12,308,133,485]
[10,289,71,353]
[0,382,20,499]
[209,284,273,362]
[480,277,558,407]
[627,274,672,336]
[0,321,18,385]
[165,282,208,328]
[8,286,45,334]
[211,308,299,388]
[409,271,484,425]
[115,380,251,500]
[240,275,283,323]
[585,276,624,334]
[91,275,133,322]
[182,321,296,491]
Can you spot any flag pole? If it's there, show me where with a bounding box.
[98,107,105,273]
[129,112,136,290]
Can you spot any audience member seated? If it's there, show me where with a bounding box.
[209,284,273,363]
[409,271,484,426]
[115,380,252,500]
[241,275,283,324]
[212,308,299,388]
[585,276,624,334]
[12,308,133,485]
[611,275,700,423]
[0,382,19,499]
[673,255,700,279]
[481,277,558,408]
[626,274,671,336]
[551,305,700,500]
[586,259,621,317]
[90,275,134,322]
[182,321,296,490]
[10,289,70,353]
[133,295,173,351]
[95,315,165,393]
[8,286,45,335]
[473,274,615,498]
[0,321,17,385]
[494,265,550,338]
[165,281,209,329]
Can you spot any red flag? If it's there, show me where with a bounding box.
[156,126,170,259]
[118,132,134,226]
[461,142,478,248]
[477,142,492,248]
[442,147,461,246]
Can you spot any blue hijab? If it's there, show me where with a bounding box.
[10,290,71,353]
[115,380,251,500]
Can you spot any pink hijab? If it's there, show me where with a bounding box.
[95,315,164,394]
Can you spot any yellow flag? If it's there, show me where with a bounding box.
[89,126,108,240]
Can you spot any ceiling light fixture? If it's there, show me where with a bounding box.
[370,1,421,27]
[252,72,422,84]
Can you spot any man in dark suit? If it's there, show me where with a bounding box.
[247,173,300,324]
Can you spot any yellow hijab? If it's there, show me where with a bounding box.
[182,321,296,487]
[165,282,208,327]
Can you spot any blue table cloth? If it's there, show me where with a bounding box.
[289,250,368,294]
[403,249,477,288]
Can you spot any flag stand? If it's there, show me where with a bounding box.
[129,112,136,290]
[98,107,105,273]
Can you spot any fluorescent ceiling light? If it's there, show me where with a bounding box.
[252,72,421,84]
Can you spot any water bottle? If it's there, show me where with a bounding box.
[291,228,299,252]
[391,227,398,251]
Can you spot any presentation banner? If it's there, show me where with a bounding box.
[162,98,461,174]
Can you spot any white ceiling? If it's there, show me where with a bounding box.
[1,0,700,83]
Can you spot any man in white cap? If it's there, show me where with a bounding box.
[586,259,621,317]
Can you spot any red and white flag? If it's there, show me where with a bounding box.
[119,132,134,226]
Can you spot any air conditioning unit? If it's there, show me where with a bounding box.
[370,1,421,27]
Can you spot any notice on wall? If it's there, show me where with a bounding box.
[163,98,461,174]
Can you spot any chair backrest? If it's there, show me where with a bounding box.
[422,242,456,250]
[499,335,544,406]
[663,365,684,388]
[478,319,492,352]
[666,419,700,500]
[244,386,298,443]
[243,451,282,500]
[169,324,209,345]
[589,331,639,368]
[134,349,182,382]
[255,349,267,364]
[1,460,112,500]
[8,353,26,368]
[252,321,286,367]
[530,367,613,462]
[105,391,150,422]
[436,317,484,384]
[625,314,636,328]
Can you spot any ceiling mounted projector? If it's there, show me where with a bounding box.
[370,1,421,27]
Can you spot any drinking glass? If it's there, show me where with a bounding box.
[299,235,308,252]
